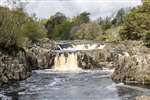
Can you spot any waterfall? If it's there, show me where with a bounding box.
[53,52,80,71]
[61,44,105,51]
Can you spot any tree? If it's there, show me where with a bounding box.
[0,6,46,48]
[112,8,126,25]
[75,22,102,40]
[22,19,47,42]
[52,20,72,40]
[0,7,27,48]
[73,12,90,25]
[45,12,72,39]
[45,12,67,39]
[119,0,150,41]
[101,17,112,31]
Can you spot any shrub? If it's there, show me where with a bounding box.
[119,0,150,44]
[22,19,47,42]
[143,31,150,46]
[0,6,46,48]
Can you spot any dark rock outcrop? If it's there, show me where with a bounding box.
[0,50,31,86]
[26,48,57,69]
[78,51,101,69]
[25,40,56,69]
[77,43,126,69]
[112,42,150,84]
[0,40,55,86]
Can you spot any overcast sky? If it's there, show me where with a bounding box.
[1,0,142,20]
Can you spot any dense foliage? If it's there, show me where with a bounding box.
[120,0,150,46]
[45,12,72,40]
[44,7,131,41]
[1,0,150,48]
[45,12,90,40]
[0,6,46,48]
[75,22,102,40]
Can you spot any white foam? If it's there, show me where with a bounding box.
[53,52,81,71]
[61,44,105,51]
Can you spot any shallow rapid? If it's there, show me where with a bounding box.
[0,69,150,100]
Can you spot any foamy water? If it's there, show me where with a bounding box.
[60,44,105,51]
[1,69,150,100]
[53,52,81,71]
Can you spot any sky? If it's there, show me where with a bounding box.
[1,0,142,20]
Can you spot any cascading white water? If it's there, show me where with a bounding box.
[53,52,80,71]
[62,43,105,51]
[53,43,105,71]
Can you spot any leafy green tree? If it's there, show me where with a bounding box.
[102,17,112,31]
[97,17,112,31]
[118,0,150,46]
[73,12,90,25]
[0,6,46,48]
[45,12,66,38]
[52,20,72,40]
[69,12,90,39]
[45,11,91,40]
[119,0,150,42]
[45,12,72,39]
[75,22,102,40]
[0,7,26,48]
[22,19,47,42]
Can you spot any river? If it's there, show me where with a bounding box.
[0,69,150,100]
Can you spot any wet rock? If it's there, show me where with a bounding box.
[78,51,102,69]
[25,40,56,69]
[1,75,8,83]
[26,52,38,70]
[76,43,126,69]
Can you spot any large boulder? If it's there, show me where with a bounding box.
[112,45,150,84]
[78,51,101,69]
[26,47,55,69]
[0,50,31,86]
[25,40,56,69]
[0,39,56,86]
[77,43,127,69]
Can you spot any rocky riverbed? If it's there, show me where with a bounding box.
[0,40,150,86]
